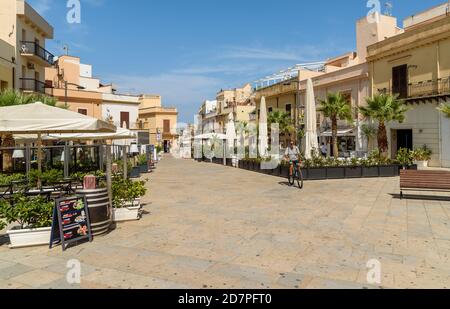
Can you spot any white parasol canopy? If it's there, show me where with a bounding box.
[194,133,226,140]
[304,79,319,159]
[0,102,116,134]
[259,96,268,157]
[226,113,236,149]
[14,127,136,142]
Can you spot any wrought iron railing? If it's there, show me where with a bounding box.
[378,77,450,99]
[20,78,46,93]
[19,41,55,65]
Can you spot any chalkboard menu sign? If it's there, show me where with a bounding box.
[50,196,93,251]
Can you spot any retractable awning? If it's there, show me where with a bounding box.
[321,128,356,137]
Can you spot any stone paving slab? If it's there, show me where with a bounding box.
[0,156,450,289]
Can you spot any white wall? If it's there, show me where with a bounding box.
[387,104,441,167]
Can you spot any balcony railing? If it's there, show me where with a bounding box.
[20,78,46,93]
[378,77,450,100]
[19,41,55,65]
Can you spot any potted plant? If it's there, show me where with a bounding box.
[396,148,413,170]
[112,178,147,222]
[412,146,432,169]
[280,161,290,178]
[344,157,363,178]
[0,195,54,248]
[137,154,149,174]
[361,158,379,177]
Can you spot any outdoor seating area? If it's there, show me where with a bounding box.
[0,102,157,250]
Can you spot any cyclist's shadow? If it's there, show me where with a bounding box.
[278,181,291,187]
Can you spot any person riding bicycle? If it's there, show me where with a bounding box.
[285,140,301,176]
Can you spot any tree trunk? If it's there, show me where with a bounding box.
[1,133,14,172]
[332,117,339,158]
[378,121,388,156]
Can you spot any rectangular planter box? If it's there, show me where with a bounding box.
[326,167,346,179]
[280,165,290,178]
[7,227,51,249]
[379,165,398,177]
[226,159,233,167]
[139,164,149,174]
[113,206,140,222]
[345,166,363,178]
[307,168,327,180]
[129,167,141,178]
[362,166,379,177]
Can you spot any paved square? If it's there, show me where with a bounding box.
[1,156,449,289]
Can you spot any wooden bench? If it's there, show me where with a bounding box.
[400,170,450,199]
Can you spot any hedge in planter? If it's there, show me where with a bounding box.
[112,178,148,222]
[0,195,54,248]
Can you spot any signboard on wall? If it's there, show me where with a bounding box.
[50,196,93,251]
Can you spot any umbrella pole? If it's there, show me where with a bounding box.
[123,145,128,180]
[37,132,42,189]
[105,144,113,224]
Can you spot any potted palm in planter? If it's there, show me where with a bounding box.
[112,178,147,222]
[0,195,54,248]
[412,146,432,169]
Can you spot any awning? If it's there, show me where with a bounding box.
[321,128,356,137]
[15,127,136,142]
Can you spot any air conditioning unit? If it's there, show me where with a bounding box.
[27,62,35,70]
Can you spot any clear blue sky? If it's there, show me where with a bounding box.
[28,0,447,122]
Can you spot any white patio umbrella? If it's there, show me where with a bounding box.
[226,113,236,149]
[15,127,136,142]
[259,96,269,157]
[304,79,319,159]
[0,102,116,186]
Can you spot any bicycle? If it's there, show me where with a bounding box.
[288,161,304,189]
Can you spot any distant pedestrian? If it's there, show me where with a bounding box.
[320,143,327,157]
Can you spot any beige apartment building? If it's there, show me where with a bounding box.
[255,12,402,153]
[138,95,178,151]
[367,3,450,167]
[0,0,54,93]
[46,55,141,132]
[215,83,255,131]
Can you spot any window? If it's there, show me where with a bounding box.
[78,109,87,115]
[268,107,273,113]
[120,111,130,129]
[285,104,292,116]
[0,81,8,92]
[163,120,170,133]
[392,64,408,99]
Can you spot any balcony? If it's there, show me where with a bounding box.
[378,77,450,103]
[20,78,46,93]
[19,41,55,66]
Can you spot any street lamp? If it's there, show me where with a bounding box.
[64,81,86,108]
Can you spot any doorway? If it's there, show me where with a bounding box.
[396,129,413,152]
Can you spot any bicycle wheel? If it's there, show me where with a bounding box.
[288,167,295,186]
[296,167,304,189]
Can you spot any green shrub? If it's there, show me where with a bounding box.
[112,178,147,208]
[29,169,63,186]
[0,195,53,229]
[412,145,432,161]
[137,154,148,166]
[0,173,25,186]
[396,148,413,167]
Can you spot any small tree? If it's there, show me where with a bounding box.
[318,92,353,158]
[438,103,450,118]
[361,123,377,152]
[360,93,408,156]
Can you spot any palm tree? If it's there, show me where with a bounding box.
[438,103,450,118]
[318,92,353,158]
[0,89,57,172]
[361,123,377,152]
[268,111,295,146]
[359,93,408,156]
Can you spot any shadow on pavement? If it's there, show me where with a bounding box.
[390,193,450,202]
